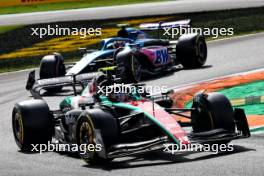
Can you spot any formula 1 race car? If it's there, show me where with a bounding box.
[36,19,207,89]
[13,73,250,165]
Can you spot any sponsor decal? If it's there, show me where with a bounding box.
[154,49,169,65]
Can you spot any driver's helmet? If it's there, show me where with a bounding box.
[86,74,110,96]
[108,92,128,102]
[114,40,126,48]
[106,40,126,49]
[117,26,129,38]
[137,33,146,40]
[107,84,130,102]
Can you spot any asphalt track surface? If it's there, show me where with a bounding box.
[0,33,264,176]
[1,0,264,26]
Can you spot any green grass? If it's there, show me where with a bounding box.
[0,0,165,15]
[0,7,264,73]
[0,25,22,34]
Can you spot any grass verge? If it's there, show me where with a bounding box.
[0,0,165,15]
[0,25,23,34]
[0,7,264,73]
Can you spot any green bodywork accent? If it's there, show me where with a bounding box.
[59,91,181,145]
[60,84,91,109]
[100,95,181,145]
[60,96,72,110]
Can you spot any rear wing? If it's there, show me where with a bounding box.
[139,19,191,30]
[26,70,98,99]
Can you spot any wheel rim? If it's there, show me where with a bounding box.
[14,112,24,144]
[132,55,142,81]
[79,121,94,158]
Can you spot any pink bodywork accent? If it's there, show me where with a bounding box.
[133,100,190,145]
[140,46,173,67]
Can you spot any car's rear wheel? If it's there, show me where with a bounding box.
[116,50,142,83]
[177,33,207,68]
[12,100,53,151]
[191,92,235,145]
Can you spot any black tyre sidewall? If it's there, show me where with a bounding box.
[76,115,98,164]
[191,92,235,132]
[39,55,65,92]
[116,50,142,83]
[177,34,207,68]
[12,100,53,151]
[39,55,64,79]
[76,109,118,164]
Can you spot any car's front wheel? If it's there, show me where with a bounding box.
[39,53,66,93]
[76,109,119,165]
[12,100,53,151]
[191,92,235,145]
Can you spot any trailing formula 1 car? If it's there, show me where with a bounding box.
[35,19,207,90]
[114,32,207,83]
[14,72,250,165]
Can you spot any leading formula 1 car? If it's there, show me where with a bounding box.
[35,19,207,90]
[13,72,250,164]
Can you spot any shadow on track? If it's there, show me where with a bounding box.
[82,145,253,170]
[142,65,212,82]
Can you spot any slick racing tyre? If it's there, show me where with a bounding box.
[39,53,66,92]
[191,92,235,145]
[76,109,118,165]
[12,100,53,151]
[177,33,207,68]
[39,53,66,79]
[115,49,142,83]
